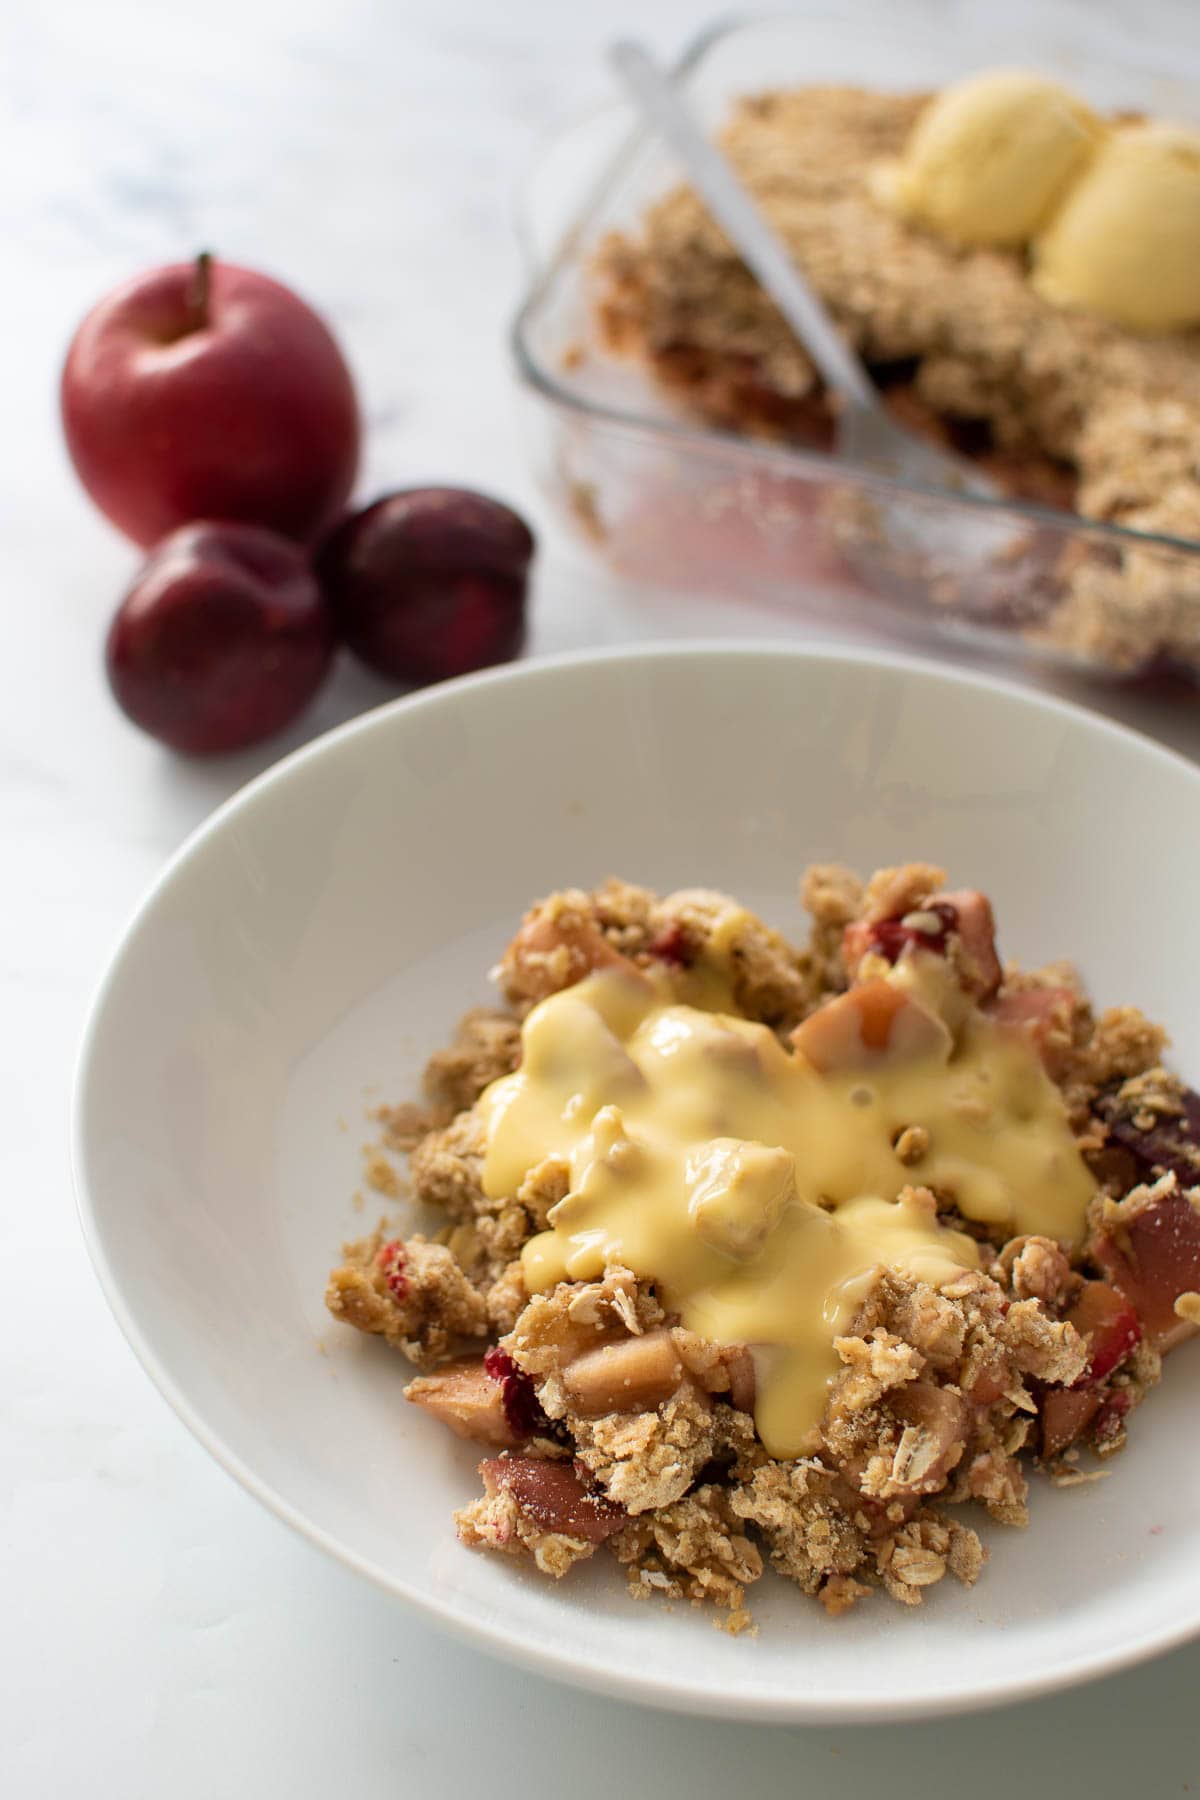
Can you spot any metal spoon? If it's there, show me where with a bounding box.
[609,39,1000,503]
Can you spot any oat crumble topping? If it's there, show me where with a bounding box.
[325,864,1200,1623]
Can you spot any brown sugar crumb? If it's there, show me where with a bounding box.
[496,879,822,1029]
[819,1573,871,1617]
[1048,1463,1110,1488]
[422,1008,523,1121]
[574,1388,718,1515]
[1113,1067,1186,1131]
[861,863,947,924]
[568,479,606,543]
[1173,1291,1200,1327]
[1002,1236,1074,1307]
[1001,1300,1087,1386]
[876,1521,947,1603]
[409,1110,487,1216]
[454,1486,597,1579]
[802,863,864,929]
[653,886,820,1028]
[484,1259,528,1336]
[370,1012,522,1155]
[729,1460,866,1597]
[829,1325,924,1412]
[800,863,864,992]
[362,1148,402,1197]
[893,1124,930,1166]
[1082,1007,1169,1088]
[499,1281,763,1523]
[611,1483,763,1609]
[874,1514,986,1605]
[373,1101,430,1154]
[324,1226,488,1368]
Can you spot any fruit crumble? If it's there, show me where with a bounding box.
[325,866,1200,1622]
[590,81,1200,672]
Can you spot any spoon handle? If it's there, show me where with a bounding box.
[609,39,876,414]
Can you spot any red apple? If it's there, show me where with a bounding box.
[316,488,534,685]
[106,522,335,755]
[62,254,360,545]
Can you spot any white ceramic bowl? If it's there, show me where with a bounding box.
[74,644,1200,1722]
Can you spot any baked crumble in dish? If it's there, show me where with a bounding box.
[589,81,1200,673]
[325,866,1200,1626]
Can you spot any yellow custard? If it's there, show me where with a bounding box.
[479,964,1095,1457]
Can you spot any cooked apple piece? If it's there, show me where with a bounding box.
[791,978,947,1072]
[842,888,1001,1000]
[405,1356,521,1447]
[670,1332,757,1411]
[1065,1279,1142,1382]
[1040,1386,1103,1459]
[991,986,1077,1077]
[1089,1178,1200,1351]
[887,1382,971,1494]
[477,1456,626,1542]
[1092,1387,1135,1451]
[1034,1281,1142,1458]
[721,1345,757,1413]
[562,1328,686,1416]
[935,890,1002,1000]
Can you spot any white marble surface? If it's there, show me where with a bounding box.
[5,2,1200,1793]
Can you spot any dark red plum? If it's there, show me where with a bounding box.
[106,521,335,754]
[317,487,534,686]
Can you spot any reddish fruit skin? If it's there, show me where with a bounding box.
[1039,1386,1103,1460]
[62,259,360,545]
[1107,1085,1200,1191]
[376,1240,410,1302]
[1065,1280,1142,1384]
[647,922,693,967]
[477,1457,625,1542]
[843,890,1002,999]
[1091,1183,1200,1350]
[482,1346,553,1439]
[846,900,960,971]
[106,522,335,755]
[317,488,534,685]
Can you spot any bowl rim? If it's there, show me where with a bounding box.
[71,639,1200,1723]
[509,10,1200,569]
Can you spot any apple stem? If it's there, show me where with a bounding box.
[187,251,213,331]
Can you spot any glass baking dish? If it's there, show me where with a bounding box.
[511,13,1200,683]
